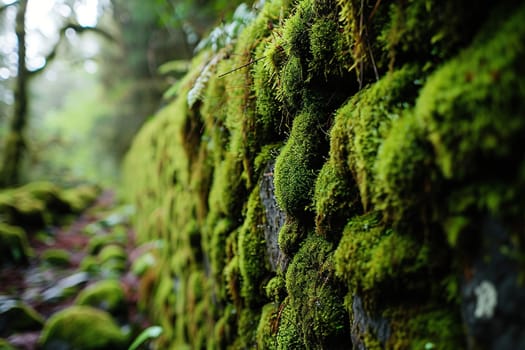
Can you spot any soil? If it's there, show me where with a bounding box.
[0,190,146,350]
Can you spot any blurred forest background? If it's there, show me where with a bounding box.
[0,0,242,188]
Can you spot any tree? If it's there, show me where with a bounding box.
[0,0,114,188]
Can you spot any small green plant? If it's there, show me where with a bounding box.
[128,326,163,350]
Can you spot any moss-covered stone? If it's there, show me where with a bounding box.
[274,102,329,219]
[41,248,71,267]
[334,212,430,295]
[75,280,127,317]
[122,0,525,348]
[238,185,270,306]
[0,298,44,336]
[284,234,348,348]
[39,306,128,350]
[0,223,32,265]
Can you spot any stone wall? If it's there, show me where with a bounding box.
[123,0,525,348]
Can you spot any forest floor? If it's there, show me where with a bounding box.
[0,190,147,350]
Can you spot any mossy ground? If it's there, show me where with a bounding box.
[123,0,525,348]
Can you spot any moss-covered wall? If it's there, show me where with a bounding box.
[123,0,525,348]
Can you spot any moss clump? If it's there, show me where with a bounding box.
[39,306,128,350]
[238,185,270,306]
[265,275,286,304]
[75,280,127,317]
[256,303,279,350]
[274,103,329,219]
[416,4,525,182]
[284,234,349,348]
[41,249,71,267]
[374,111,437,224]
[276,300,303,349]
[334,212,430,295]
[0,298,44,335]
[314,159,360,240]
[0,223,32,265]
[97,244,126,265]
[277,217,305,256]
[383,306,464,350]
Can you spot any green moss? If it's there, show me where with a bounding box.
[208,153,246,221]
[285,234,348,348]
[309,18,347,79]
[253,37,287,132]
[60,184,100,213]
[278,56,304,113]
[87,235,117,255]
[224,255,241,308]
[97,244,126,264]
[0,339,16,350]
[39,306,128,350]
[373,111,437,224]
[265,275,286,304]
[0,223,32,265]
[41,249,71,267]
[256,303,279,350]
[209,217,234,298]
[274,104,329,219]
[334,212,430,294]
[238,185,270,306]
[75,280,126,317]
[234,308,260,349]
[416,3,525,181]
[0,298,44,334]
[314,159,360,240]
[277,217,305,256]
[213,304,237,349]
[383,306,464,350]
[276,299,304,349]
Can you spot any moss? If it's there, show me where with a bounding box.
[207,152,246,221]
[41,249,71,267]
[276,299,304,349]
[87,235,117,255]
[285,234,349,348]
[383,306,464,350]
[334,212,430,295]
[274,103,329,219]
[0,223,32,265]
[75,280,127,317]
[97,244,127,264]
[238,185,270,306]
[277,55,304,114]
[213,304,237,349]
[60,184,100,213]
[209,217,234,298]
[0,298,44,335]
[39,306,128,350]
[308,18,347,79]
[253,37,288,134]
[314,159,360,240]
[224,255,241,308]
[416,3,525,182]
[373,111,437,225]
[277,217,305,256]
[256,303,279,350]
[234,308,260,349]
[0,339,16,350]
[265,275,286,304]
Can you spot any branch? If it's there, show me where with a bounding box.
[0,1,19,14]
[29,22,116,76]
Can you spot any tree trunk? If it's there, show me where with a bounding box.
[0,0,28,187]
